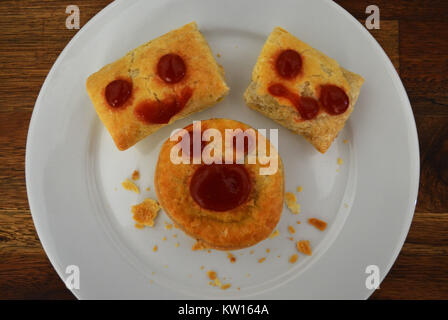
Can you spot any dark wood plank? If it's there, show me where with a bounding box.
[335,0,448,21]
[371,213,448,299]
[415,115,448,213]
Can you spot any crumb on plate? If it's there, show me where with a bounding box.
[308,218,328,231]
[221,283,231,290]
[288,225,296,234]
[192,240,209,251]
[227,253,236,263]
[258,257,266,263]
[132,198,160,228]
[289,254,298,264]
[122,179,140,194]
[131,170,140,180]
[297,186,303,192]
[297,240,312,256]
[285,192,300,214]
[153,245,158,252]
[337,157,343,165]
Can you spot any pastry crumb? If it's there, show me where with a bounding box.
[200,265,204,270]
[258,257,266,263]
[227,253,236,263]
[296,186,303,192]
[132,198,160,227]
[175,242,180,248]
[146,187,151,191]
[217,53,221,58]
[122,179,140,194]
[266,248,270,253]
[337,157,343,165]
[213,278,222,287]
[288,225,296,234]
[296,220,301,224]
[288,236,294,241]
[221,283,231,290]
[250,250,254,255]
[131,170,140,180]
[343,139,348,144]
[192,240,209,251]
[164,222,173,230]
[285,192,300,214]
[308,218,327,231]
[173,234,177,238]
[207,270,217,280]
[289,254,298,264]
[269,229,279,239]
[297,240,312,256]
[153,245,158,252]
[162,236,167,241]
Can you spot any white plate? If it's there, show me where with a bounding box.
[26,0,419,299]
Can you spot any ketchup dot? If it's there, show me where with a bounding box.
[105,79,132,108]
[275,49,302,79]
[319,85,349,115]
[157,53,186,84]
[299,97,320,120]
[190,164,252,212]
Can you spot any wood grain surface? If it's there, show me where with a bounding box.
[0,0,447,300]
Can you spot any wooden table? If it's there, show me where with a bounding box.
[0,0,447,299]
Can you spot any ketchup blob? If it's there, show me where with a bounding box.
[268,83,319,120]
[134,88,192,124]
[275,49,302,79]
[157,53,186,84]
[319,85,349,115]
[105,79,132,108]
[190,164,252,212]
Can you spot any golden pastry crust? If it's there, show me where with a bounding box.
[244,27,364,153]
[86,22,229,150]
[155,119,284,250]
